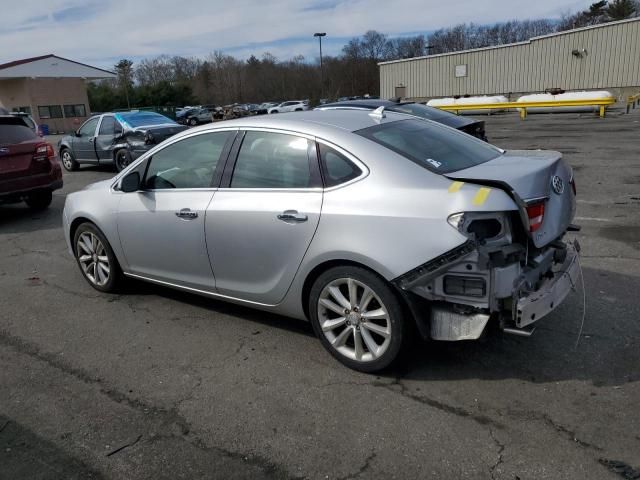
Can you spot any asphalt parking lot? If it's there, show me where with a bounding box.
[1,110,639,480]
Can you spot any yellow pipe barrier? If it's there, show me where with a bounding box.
[626,93,640,114]
[433,97,617,119]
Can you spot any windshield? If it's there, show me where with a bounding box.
[115,111,176,128]
[389,103,451,121]
[356,119,502,174]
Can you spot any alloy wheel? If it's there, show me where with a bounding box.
[116,151,130,171]
[317,277,392,362]
[76,232,110,286]
[62,151,73,169]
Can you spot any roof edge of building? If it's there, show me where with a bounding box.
[0,54,115,77]
[378,16,640,66]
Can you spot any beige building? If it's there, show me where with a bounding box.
[379,18,640,101]
[0,54,115,133]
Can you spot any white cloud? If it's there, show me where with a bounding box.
[0,0,585,69]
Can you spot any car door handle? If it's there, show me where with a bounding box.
[175,208,198,219]
[277,210,308,223]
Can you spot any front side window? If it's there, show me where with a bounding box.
[230,131,311,189]
[78,117,99,136]
[356,119,502,174]
[318,143,362,187]
[144,132,230,189]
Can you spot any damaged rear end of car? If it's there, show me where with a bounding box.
[357,117,580,342]
[396,150,580,340]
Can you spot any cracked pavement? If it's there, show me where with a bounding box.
[1,111,639,479]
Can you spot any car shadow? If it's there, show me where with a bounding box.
[120,265,638,387]
[0,196,65,234]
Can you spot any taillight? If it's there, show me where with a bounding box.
[33,143,55,162]
[526,202,545,232]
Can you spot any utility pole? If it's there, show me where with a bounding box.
[314,32,327,99]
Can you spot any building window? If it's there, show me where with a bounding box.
[63,104,87,118]
[38,105,63,119]
[12,106,31,114]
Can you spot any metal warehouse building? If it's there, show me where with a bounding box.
[379,18,640,101]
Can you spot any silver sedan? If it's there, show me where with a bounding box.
[63,109,579,372]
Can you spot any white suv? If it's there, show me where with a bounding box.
[268,101,308,114]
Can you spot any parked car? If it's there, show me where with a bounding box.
[256,102,279,114]
[1,114,62,209]
[59,111,187,172]
[10,111,40,136]
[63,109,579,372]
[183,107,217,126]
[316,99,488,141]
[268,101,309,114]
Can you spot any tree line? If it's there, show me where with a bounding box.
[88,0,638,112]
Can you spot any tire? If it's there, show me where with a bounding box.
[309,266,406,372]
[114,149,132,172]
[60,148,79,171]
[270,110,278,114]
[189,118,198,126]
[24,190,52,210]
[73,222,122,293]
[295,108,302,111]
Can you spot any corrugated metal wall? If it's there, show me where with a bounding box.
[379,18,640,99]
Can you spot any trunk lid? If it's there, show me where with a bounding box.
[1,117,46,181]
[136,124,188,144]
[446,150,576,247]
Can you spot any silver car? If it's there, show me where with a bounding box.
[62,109,580,372]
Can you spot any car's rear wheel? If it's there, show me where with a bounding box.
[73,223,121,293]
[270,110,278,114]
[24,190,52,210]
[60,148,78,171]
[309,266,405,372]
[115,149,132,172]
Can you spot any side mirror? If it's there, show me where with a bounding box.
[121,171,141,193]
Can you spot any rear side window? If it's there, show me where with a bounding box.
[318,143,361,187]
[356,119,501,174]
[98,116,116,135]
[0,118,38,145]
[231,131,311,188]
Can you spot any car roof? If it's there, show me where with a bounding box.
[197,109,409,136]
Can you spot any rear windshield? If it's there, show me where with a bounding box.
[0,118,38,145]
[355,119,501,173]
[389,103,451,121]
[115,112,175,128]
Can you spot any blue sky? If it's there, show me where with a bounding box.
[0,0,588,69]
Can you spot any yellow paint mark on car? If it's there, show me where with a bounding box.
[448,181,465,193]
[472,187,491,206]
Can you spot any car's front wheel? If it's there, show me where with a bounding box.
[309,266,406,372]
[189,118,198,126]
[73,223,121,292]
[60,148,79,171]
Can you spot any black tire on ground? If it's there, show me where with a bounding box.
[60,148,79,171]
[295,108,302,111]
[309,265,406,373]
[24,190,52,210]
[189,118,198,126]
[73,222,122,293]
[115,149,132,172]
[270,110,278,114]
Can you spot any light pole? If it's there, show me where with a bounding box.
[314,32,326,99]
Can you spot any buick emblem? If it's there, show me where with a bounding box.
[551,175,564,195]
